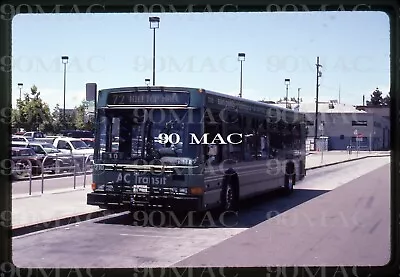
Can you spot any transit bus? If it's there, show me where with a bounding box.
[87,86,307,212]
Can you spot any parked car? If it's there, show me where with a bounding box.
[12,135,34,143]
[12,141,74,174]
[11,147,42,179]
[80,138,95,148]
[59,130,94,138]
[23,131,45,139]
[34,137,58,144]
[53,137,94,170]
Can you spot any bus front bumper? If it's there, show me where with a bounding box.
[87,192,203,212]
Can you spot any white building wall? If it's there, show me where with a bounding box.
[303,112,389,150]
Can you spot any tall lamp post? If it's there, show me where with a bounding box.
[61,56,69,125]
[149,16,160,86]
[145,78,150,87]
[238,53,245,98]
[18,83,23,101]
[284,78,290,108]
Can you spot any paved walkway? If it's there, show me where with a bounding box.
[11,151,390,230]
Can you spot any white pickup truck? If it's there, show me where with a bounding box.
[53,137,94,170]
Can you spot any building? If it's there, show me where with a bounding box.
[355,105,389,120]
[268,100,390,151]
[301,100,390,150]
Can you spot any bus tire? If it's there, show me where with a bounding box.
[299,161,305,180]
[221,181,238,212]
[283,166,295,195]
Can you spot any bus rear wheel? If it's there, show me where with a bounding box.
[283,170,295,195]
[299,161,306,180]
[221,182,238,211]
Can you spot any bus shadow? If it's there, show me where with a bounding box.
[93,188,330,228]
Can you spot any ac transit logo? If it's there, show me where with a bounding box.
[116,173,166,185]
[158,132,243,145]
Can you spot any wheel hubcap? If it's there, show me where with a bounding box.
[225,186,233,209]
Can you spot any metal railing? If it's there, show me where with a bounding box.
[11,153,94,196]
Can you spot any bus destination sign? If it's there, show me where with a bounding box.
[107,91,190,106]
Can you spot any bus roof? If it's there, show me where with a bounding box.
[204,89,302,114]
[99,86,303,115]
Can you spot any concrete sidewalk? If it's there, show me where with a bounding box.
[305,151,389,170]
[11,151,390,233]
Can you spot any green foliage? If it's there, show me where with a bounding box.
[12,85,95,134]
[366,88,389,106]
[383,94,390,106]
[74,101,94,131]
[12,85,52,132]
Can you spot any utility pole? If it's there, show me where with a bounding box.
[314,56,322,151]
[297,88,301,105]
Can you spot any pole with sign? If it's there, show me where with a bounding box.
[353,129,358,157]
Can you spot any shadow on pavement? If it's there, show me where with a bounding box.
[93,186,330,229]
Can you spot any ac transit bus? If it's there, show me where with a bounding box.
[87,86,307,212]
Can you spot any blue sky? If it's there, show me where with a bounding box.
[12,11,389,110]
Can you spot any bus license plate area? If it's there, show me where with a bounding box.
[132,185,149,193]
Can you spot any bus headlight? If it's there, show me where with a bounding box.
[171,187,188,195]
[96,184,114,192]
[178,188,188,194]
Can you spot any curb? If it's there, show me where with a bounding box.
[306,154,390,171]
[12,209,114,237]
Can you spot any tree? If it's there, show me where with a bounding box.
[383,93,390,106]
[50,104,77,134]
[74,101,94,131]
[51,104,63,134]
[366,88,384,106]
[12,85,52,132]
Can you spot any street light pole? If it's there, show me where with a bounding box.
[314,56,322,150]
[149,17,160,86]
[18,83,23,101]
[284,79,290,108]
[238,53,245,97]
[61,56,69,125]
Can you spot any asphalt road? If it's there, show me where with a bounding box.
[12,156,390,268]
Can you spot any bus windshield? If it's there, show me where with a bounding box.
[97,108,200,163]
